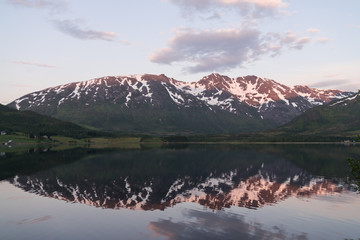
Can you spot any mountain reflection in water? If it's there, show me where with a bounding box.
[8,144,357,211]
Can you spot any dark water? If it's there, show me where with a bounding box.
[1,144,360,240]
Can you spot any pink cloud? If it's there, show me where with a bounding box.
[150,28,311,73]
[13,61,56,68]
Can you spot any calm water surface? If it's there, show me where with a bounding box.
[0,144,360,240]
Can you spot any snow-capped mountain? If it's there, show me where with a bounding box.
[8,73,353,134]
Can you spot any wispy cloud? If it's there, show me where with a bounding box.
[169,0,288,20]
[7,0,67,13]
[170,0,289,10]
[310,79,349,88]
[13,60,56,68]
[324,73,341,78]
[309,79,359,91]
[52,19,117,42]
[10,83,33,88]
[306,28,320,33]
[280,31,311,49]
[350,24,360,30]
[294,37,311,49]
[317,37,331,43]
[150,28,311,73]
[8,1,123,43]
[15,216,51,225]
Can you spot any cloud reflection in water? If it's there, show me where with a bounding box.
[148,209,308,240]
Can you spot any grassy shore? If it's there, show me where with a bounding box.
[0,134,143,152]
[1,133,358,153]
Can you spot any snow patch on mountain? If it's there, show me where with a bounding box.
[330,92,359,106]
[161,82,185,105]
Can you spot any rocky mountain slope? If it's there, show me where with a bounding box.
[8,73,353,134]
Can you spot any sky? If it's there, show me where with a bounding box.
[1,0,359,104]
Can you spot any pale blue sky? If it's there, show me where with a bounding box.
[1,0,359,104]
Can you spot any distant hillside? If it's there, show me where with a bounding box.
[0,104,102,138]
[274,92,360,139]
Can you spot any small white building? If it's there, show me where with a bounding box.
[1,131,6,136]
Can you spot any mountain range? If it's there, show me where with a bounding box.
[8,73,354,135]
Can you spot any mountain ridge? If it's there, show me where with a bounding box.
[8,73,354,135]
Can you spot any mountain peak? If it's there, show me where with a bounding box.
[128,74,145,81]
[201,72,229,81]
[198,73,232,90]
[142,73,172,83]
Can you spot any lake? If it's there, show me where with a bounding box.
[1,144,360,240]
